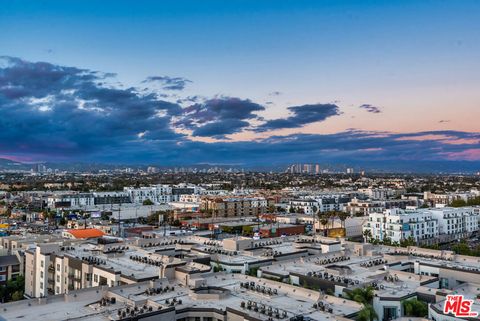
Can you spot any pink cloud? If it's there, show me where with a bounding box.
[442,149,480,161]
[395,134,451,142]
[0,155,28,162]
[441,138,480,145]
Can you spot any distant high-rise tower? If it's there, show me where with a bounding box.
[147,166,159,173]
[35,164,47,173]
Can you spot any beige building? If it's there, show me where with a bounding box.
[201,197,267,217]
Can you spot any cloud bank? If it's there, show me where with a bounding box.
[0,56,479,168]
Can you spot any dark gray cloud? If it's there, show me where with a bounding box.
[359,104,382,113]
[176,97,265,138]
[143,76,192,90]
[255,103,340,132]
[0,56,183,158]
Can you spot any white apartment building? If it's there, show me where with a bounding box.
[47,191,130,209]
[47,193,95,209]
[428,207,480,240]
[358,187,401,200]
[363,208,438,243]
[287,194,350,215]
[124,185,173,204]
[313,194,350,212]
[286,199,318,215]
[363,207,480,244]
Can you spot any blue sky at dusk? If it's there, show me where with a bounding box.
[1,0,479,168]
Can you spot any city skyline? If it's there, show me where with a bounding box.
[1,1,479,169]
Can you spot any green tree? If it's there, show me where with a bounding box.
[319,215,329,236]
[338,212,349,228]
[142,199,154,206]
[357,305,378,321]
[146,212,160,225]
[383,237,392,246]
[346,286,375,305]
[400,236,416,247]
[450,199,467,207]
[363,229,372,243]
[0,275,25,303]
[403,299,428,317]
[11,290,23,301]
[451,240,472,256]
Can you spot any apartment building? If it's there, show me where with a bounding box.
[345,197,384,216]
[24,241,163,298]
[363,208,439,243]
[0,254,21,285]
[47,192,131,209]
[286,199,318,215]
[201,197,267,217]
[124,185,172,204]
[363,207,480,244]
[358,187,402,200]
[424,190,480,207]
[428,206,480,241]
[287,194,351,214]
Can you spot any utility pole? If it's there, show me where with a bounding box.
[211,208,216,239]
[134,205,137,227]
[83,204,87,229]
[118,202,122,238]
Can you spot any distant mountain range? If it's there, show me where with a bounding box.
[0,158,30,170]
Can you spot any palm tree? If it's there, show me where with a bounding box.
[328,211,338,229]
[312,206,319,236]
[318,213,329,236]
[357,305,378,321]
[338,212,349,229]
[363,229,372,243]
[346,286,375,305]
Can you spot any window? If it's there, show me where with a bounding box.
[40,282,44,289]
[57,264,60,271]
[40,260,44,268]
[440,278,449,289]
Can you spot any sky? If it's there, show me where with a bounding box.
[1,0,479,169]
